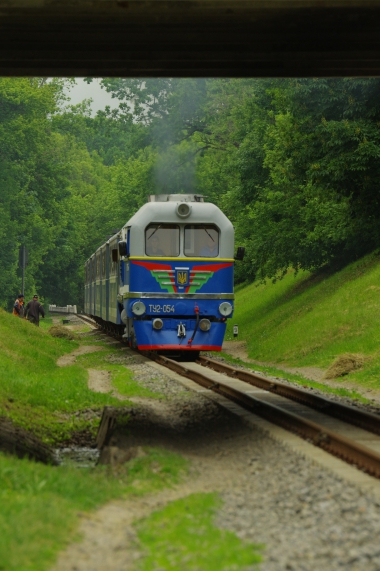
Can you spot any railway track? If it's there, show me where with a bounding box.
[145,352,380,479]
[76,314,380,479]
[75,314,99,328]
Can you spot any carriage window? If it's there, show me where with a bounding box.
[110,242,118,275]
[184,225,219,257]
[145,224,180,257]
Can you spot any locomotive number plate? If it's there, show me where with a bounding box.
[149,304,175,313]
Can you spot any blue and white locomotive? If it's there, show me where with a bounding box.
[84,194,242,358]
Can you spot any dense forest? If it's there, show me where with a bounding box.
[2,77,380,310]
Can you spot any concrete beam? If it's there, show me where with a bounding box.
[1,1,380,76]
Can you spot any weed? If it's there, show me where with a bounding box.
[48,325,78,340]
[324,353,370,379]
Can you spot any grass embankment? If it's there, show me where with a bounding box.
[0,309,193,570]
[1,310,261,571]
[1,449,188,571]
[0,310,121,443]
[0,311,165,443]
[226,251,380,394]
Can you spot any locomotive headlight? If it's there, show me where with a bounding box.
[176,202,192,218]
[219,302,233,317]
[131,301,146,316]
[152,318,164,330]
[199,318,211,332]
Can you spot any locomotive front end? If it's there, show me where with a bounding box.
[118,194,235,357]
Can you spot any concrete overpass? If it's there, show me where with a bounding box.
[1,1,380,77]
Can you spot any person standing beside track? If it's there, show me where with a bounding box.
[13,293,25,317]
[25,294,45,326]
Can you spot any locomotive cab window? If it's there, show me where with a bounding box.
[145,224,180,257]
[184,225,219,257]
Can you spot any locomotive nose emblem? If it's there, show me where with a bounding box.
[175,268,189,288]
[177,272,188,284]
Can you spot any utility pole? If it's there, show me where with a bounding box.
[19,245,28,294]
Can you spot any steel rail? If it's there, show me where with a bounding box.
[199,356,380,436]
[148,352,380,478]
[77,318,380,476]
[76,314,99,328]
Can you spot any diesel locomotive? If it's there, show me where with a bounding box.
[84,194,242,358]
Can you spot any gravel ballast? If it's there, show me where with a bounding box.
[54,335,380,571]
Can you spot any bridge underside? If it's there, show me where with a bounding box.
[1,1,380,77]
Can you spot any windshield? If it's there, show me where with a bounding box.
[184,225,219,257]
[145,224,180,257]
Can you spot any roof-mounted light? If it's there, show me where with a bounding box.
[176,202,192,218]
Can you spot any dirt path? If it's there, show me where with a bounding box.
[221,341,380,403]
[222,340,325,382]
[57,345,102,367]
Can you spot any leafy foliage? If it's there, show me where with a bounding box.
[3,77,380,308]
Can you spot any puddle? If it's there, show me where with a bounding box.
[55,447,100,468]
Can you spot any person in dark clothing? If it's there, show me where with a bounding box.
[25,294,45,326]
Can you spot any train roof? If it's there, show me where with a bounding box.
[85,194,234,264]
[148,194,204,203]
[124,195,231,230]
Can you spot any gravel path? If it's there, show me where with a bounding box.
[54,334,380,571]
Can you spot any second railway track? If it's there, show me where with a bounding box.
[76,314,380,480]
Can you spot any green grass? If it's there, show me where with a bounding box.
[0,448,188,571]
[0,309,124,444]
[0,310,171,443]
[39,316,54,330]
[226,251,380,392]
[135,493,262,571]
[0,309,196,571]
[72,324,92,333]
[76,349,163,399]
